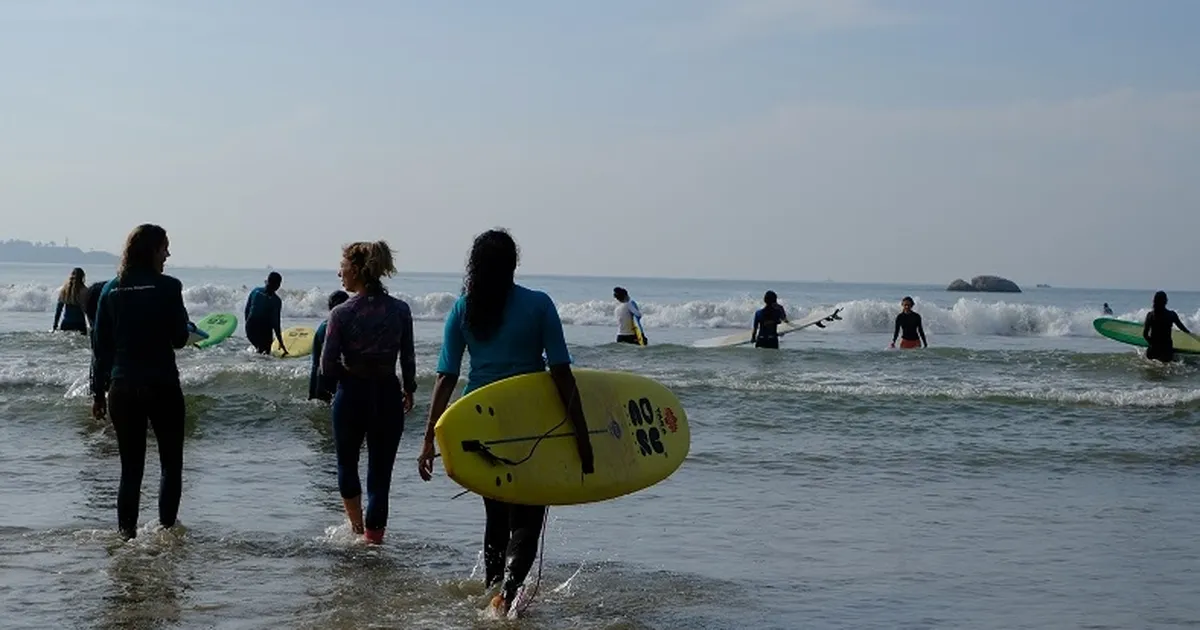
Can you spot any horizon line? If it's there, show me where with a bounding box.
[0,260,1188,294]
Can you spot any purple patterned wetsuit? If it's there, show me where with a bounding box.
[319,291,417,537]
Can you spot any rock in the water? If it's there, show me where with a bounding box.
[946,275,1022,293]
[947,278,973,292]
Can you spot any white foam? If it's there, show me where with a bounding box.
[2,282,1197,336]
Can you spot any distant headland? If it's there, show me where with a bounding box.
[0,239,119,264]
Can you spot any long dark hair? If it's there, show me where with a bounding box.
[463,229,518,341]
[118,224,168,281]
[1153,290,1168,312]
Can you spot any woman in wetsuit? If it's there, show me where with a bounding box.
[417,228,594,616]
[1142,291,1191,363]
[890,296,928,349]
[53,267,89,335]
[90,224,192,540]
[320,241,416,544]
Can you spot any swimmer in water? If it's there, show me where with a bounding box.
[244,272,286,355]
[309,290,350,403]
[1142,291,1191,363]
[1102,303,1113,316]
[890,296,928,349]
[751,291,788,349]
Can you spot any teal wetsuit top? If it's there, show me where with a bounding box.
[90,270,191,394]
[244,287,282,333]
[436,284,570,395]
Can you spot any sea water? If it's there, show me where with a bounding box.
[2,262,1199,629]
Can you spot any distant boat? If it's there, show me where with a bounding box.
[1036,283,1051,288]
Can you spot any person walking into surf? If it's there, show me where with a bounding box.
[417,228,594,616]
[244,272,286,355]
[613,286,647,345]
[1142,291,1191,363]
[52,267,89,335]
[90,224,192,541]
[309,289,350,403]
[320,241,416,544]
[890,296,928,349]
[751,290,789,349]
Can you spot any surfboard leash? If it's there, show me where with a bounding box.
[459,381,583,470]
[512,506,550,616]
[460,415,570,468]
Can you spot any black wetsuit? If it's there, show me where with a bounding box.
[84,281,106,329]
[1143,308,1186,363]
[753,304,788,349]
[91,271,192,539]
[893,311,926,346]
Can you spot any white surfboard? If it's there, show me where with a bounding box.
[693,307,842,348]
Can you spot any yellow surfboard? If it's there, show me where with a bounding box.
[434,368,689,506]
[272,325,315,358]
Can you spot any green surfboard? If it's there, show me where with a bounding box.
[195,312,238,349]
[1092,317,1200,355]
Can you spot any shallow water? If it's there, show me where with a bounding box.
[3,263,1199,628]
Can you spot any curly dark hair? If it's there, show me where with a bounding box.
[462,229,519,341]
[118,224,168,281]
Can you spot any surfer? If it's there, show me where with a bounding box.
[890,297,928,349]
[309,289,350,403]
[320,241,416,545]
[417,228,594,616]
[52,267,89,335]
[90,224,192,541]
[1142,291,1191,363]
[244,272,286,355]
[1103,303,1113,316]
[751,291,789,349]
[613,286,647,345]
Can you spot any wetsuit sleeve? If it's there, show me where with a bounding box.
[399,303,417,394]
[541,295,571,367]
[53,301,64,329]
[168,278,190,349]
[779,305,788,322]
[893,314,901,342]
[320,308,343,379]
[1174,311,1191,334]
[243,289,254,322]
[436,299,467,376]
[917,313,927,345]
[271,295,283,340]
[90,283,114,394]
[1143,312,1153,344]
[311,321,325,370]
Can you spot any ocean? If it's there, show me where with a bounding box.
[2,261,1199,629]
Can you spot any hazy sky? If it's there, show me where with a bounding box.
[2,0,1198,289]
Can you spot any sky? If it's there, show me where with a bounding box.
[2,0,1198,289]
